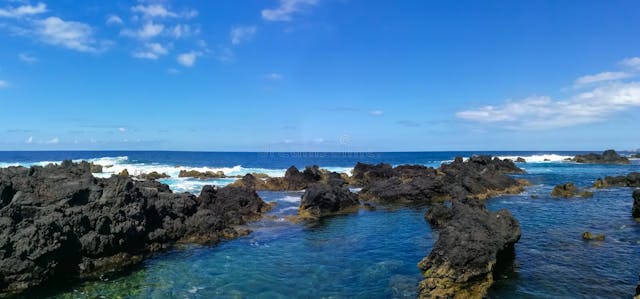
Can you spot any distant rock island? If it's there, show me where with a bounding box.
[572,149,630,164]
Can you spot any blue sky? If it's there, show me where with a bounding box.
[1,0,639,151]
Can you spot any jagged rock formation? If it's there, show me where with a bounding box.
[298,179,359,219]
[137,171,170,180]
[550,183,593,198]
[594,173,640,188]
[572,149,630,164]
[229,165,347,191]
[418,200,521,298]
[0,161,269,297]
[357,156,528,203]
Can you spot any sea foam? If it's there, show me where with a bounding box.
[497,154,573,163]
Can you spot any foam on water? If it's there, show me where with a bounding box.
[497,154,574,163]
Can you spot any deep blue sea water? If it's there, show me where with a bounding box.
[1,151,639,298]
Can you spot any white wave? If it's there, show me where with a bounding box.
[497,154,573,163]
[279,195,301,203]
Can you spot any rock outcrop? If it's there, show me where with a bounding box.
[418,200,521,298]
[137,171,170,180]
[633,190,640,219]
[550,183,593,198]
[358,156,528,203]
[594,173,640,188]
[515,157,526,163]
[572,149,630,164]
[0,161,269,297]
[178,169,226,179]
[298,179,359,219]
[230,165,345,191]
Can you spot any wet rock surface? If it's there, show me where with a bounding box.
[550,183,593,198]
[594,172,640,188]
[298,178,359,219]
[0,161,269,297]
[418,200,521,298]
[178,169,226,179]
[572,149,630,164]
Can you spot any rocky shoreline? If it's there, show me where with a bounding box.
[0,156,531,298]
[0,161,270,297]
[571,149,630,164]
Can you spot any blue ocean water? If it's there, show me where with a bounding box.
[1,151,639,298]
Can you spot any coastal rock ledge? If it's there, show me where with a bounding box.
[0,161,269,297]
[418,200,521,298]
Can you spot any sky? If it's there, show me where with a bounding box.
[0,0,639,151]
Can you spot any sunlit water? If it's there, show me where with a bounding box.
[1,152,638,298]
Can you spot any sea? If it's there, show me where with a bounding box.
[1,151,638,299]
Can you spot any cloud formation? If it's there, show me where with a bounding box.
[262,0,318,22]
[18,52,37,63]
[457,57,640,129]
[573,71,631,88]
[230,26,256,45]
[0,80,8,88]
[0,2,47,18]
[132,42,169,59]
[177,51,197,67]
[33,17,100,52]
[106,15,123,26]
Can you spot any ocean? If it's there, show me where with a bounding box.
[2,151,639,298]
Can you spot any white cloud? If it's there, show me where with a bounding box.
[32,17,99,52]
[264,73,283,80]
[45,137,59,144]
[457,82,640,129]
[120,22,164,39]
[131,4,197,19]
[574,71,632,88]
[132,42,169,59]
[230,26,256,45]
[177,51,197,67]
[169,24,197,39]
[106,15,123,26]
[621,57,640,70]
[118,127,126,132]
[0,2,47,18]
[0,80,8,88]
[132,4,178,18]
[262,0,318,21]
[26,136,33,143]
[18,53,37,63]
[370,110,383,116]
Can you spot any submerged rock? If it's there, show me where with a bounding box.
[298,181,359,219]
[581,231,605,241]
[0,161,269,297]
[550,183,593,198]
[633,190,640,218]
[418,200,521,298]
[572,149,630,164]
[594,173,640,188]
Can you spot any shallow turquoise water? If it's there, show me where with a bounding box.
[55,192,433,299]
[3,152,638,298]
